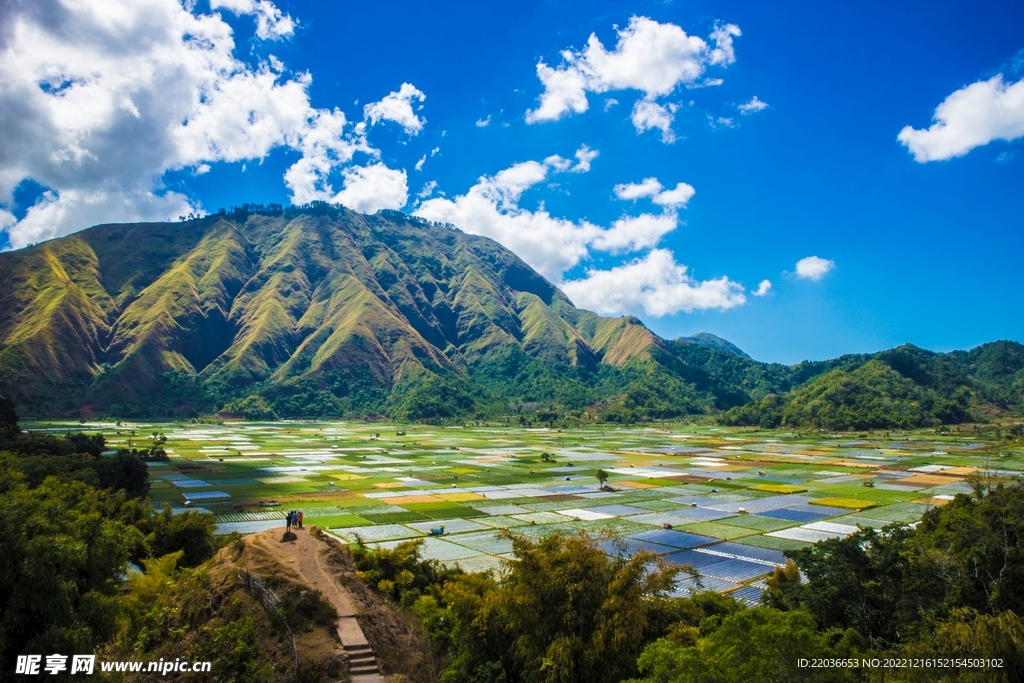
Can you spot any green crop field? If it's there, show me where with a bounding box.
[24,419,1023,605]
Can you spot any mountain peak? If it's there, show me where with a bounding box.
[0,206,664,417]
[676,332,751,359]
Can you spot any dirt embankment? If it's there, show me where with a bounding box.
[205,531,350,681]
[235,527,441,683]
[312,530,443,683]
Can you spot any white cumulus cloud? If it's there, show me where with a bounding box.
[708,24,742,66]
[0,0,407,249]
[614,178,695,208]
[738,95,768,114]
[653,182,696,208]
[631,99,678,142]
[562,249,746,317]
[363,82,427,135]
[332,163,408,214]
[614,178,663,201]
[795,256,835,281]
[414,160,597,279]
[754,279,772,296]
[589,214,678,254]
[413,151,684,281]
[543,155,572,172]
[417,180,438,199]
[571,145,599,173]
[413,153,745,317]
[898,74,1024,162]
[526,16,740,124]
[543,145,599,174]
[412,153,735,316]
[211,0,295,40]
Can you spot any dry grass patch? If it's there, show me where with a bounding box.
[748,484,807,494]
[809,498,878,510]
[436,492,484,502]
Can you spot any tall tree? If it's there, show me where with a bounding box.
[443,531,676,683]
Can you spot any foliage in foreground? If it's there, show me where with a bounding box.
[353,530,686,683]
[349,482,1024,683]
[767,481,1024,646]
[0,399,231,677]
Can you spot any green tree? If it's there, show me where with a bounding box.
[443,531,677,683]
[910,484,1024,617]
[146,504,219,568]
[0,396,19,438]
[93,451,150,498]
[630,607,864,683]
[899,608,1024,683]
[774,483,1024,646]
[778,524,916,645]
[351,537,462,607]
[195,616,274,683]
[0,460,144,672]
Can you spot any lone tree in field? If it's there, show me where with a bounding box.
[597,469,609,488]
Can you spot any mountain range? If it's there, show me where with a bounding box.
[1,203,1021,427]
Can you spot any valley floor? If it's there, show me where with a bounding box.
[26,420,1024,603]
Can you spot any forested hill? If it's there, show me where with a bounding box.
[717,342,1024,430]
[0,203,1021,425]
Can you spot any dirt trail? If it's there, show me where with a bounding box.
[250,527,385,682]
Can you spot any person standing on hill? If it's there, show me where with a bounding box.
[286,511,292,531]
[297,510,303,529]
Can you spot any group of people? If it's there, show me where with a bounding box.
[285,510,303,531]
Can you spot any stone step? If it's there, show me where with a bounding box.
[349,655,376,666]
[350,675,386,683]
[350,664,380,675]
[345,644,374,654]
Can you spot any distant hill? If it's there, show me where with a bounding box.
[677,332,751,359]
[719,342,1024,430]
[0,203,1021,426]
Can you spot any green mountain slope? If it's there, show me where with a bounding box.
[677,332,751,359]
[0,205,676,417]
[719,342,1024,429]
[0,203,1021,424]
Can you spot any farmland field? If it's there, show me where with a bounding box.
[25,420,1023,604]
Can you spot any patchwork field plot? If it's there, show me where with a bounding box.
[26,420,1022,602]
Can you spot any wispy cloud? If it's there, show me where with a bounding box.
[738,96,768,114]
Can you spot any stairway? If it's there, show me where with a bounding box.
[345,642,381,679]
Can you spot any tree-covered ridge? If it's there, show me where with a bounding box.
[721,342,1024,430]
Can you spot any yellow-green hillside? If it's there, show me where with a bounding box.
[0,206,673,417]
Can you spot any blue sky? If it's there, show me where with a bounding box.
[1,0,1022,363]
